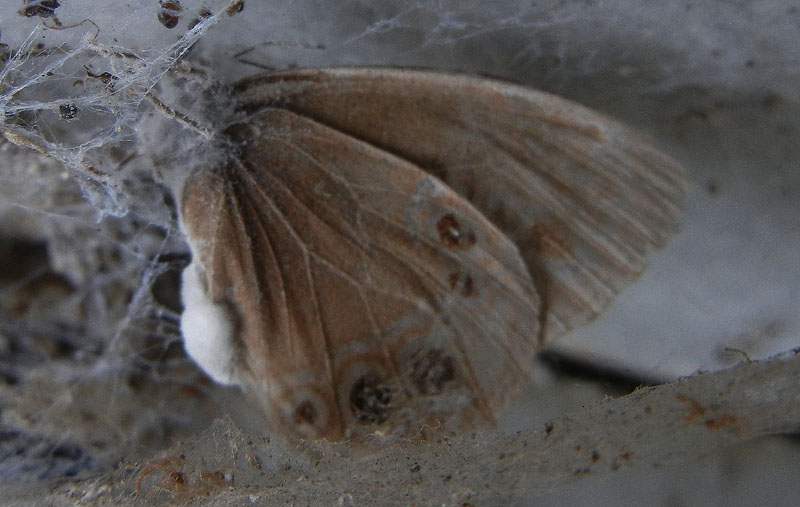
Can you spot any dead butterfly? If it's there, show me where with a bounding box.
[177,67,685,441]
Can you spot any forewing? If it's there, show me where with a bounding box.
[234,68,686,341]
[180,108,540,441]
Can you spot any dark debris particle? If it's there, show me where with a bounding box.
[226,0,245,15]
[85,67,118,88]
[58,103,79,120]
[158,0,182,29]
[169,471,187,485]
[20,0,60,18]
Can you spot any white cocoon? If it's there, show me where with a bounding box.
[180,261,241,386]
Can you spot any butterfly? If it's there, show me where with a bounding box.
[177,67,685,441]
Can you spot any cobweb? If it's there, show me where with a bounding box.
[0,0,251,484]
[0,0,798,503]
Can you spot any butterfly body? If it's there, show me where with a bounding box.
[178,68,685,441]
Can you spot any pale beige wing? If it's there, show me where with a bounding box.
[233,68,686,342]
[180,107,540,441]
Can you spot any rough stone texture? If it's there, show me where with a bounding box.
[9,350,797,505]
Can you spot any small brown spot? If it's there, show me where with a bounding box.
[447,272,458,289]
[199,469,230,488]
[591,450,600,463]
[447,271,475,297]
[189,8,213,29]
[85,166,106,178]
[158,0,182,28]
[410,349,456,395]
[350,376,393,424]
[294,400,317,425]
[85,68,117,88]
[545,422,554,435]
[169,471,187,486]
[436,213,476,250]
[705,415,749,436]
[226,0,245,15]
[676,394,706,421]
[617,452,632,461]
[530,221,572,260]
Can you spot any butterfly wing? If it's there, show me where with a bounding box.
[233,68,686,342]
[180,107,540,440]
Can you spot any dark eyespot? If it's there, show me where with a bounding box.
[410,349,456,395]
[349,376,393,424]
[293,400,317,425]
[436,213,476,250]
